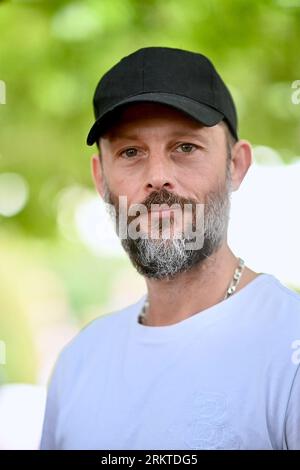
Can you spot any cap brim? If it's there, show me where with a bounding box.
[86,92,224,146]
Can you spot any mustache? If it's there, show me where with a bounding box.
[140,188,199,211]
[104,186,203,224]
[127,188,199,223]
[128,188,200,225]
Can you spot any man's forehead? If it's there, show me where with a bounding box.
[104,128,211,144]
[100,102,221,142]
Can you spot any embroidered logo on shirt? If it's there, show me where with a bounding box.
[167,391,243,450]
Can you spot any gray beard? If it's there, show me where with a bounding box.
[103,166,232,280]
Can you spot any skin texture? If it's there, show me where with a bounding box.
[91,102,259,327]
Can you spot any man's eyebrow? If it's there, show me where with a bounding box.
[108,129,209,142]
[168,130,208,140]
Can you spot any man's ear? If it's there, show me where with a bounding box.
[91,153,105,198]
[229,140,253,192]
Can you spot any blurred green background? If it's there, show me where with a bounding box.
[0,0,300,384]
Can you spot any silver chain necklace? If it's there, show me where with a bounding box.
[138,257,245,325]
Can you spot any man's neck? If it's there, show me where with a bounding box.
[142,243,259,327]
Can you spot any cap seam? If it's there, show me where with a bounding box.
[100,91,225,116]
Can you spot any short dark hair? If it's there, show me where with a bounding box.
[96,139,103,167]
[220,119,237,165]
[220,119,237,147]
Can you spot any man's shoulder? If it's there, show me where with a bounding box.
[263,274,300,313]
[254,274,300,344]
[58,295,145,365]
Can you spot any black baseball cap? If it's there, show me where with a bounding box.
[86,46,238,146]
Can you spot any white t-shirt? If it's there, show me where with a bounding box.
[40,273,300,450]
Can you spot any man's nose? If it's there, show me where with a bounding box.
[144,154,175,193]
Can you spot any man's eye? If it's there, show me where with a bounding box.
[176,143,197,153]
[120,148,139,158]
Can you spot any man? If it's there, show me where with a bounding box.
[40,47,300,450]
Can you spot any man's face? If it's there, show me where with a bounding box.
[95,102,232,280]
